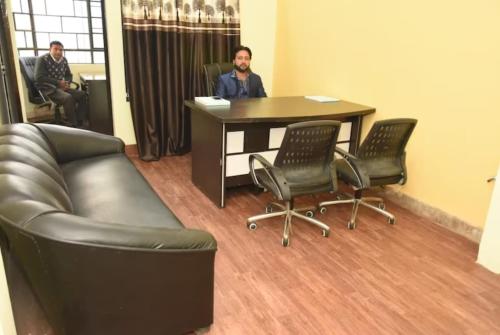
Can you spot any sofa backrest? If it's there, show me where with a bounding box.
[0,123,73,225]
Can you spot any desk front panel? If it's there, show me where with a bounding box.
[224,117,358,189]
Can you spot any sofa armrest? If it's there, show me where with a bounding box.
[2,212,216,334]
[26,212,217,251]
[33,123,125,164]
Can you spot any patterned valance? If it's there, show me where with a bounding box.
[122,0,240,33]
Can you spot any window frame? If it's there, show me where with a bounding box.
[11,0,105,64]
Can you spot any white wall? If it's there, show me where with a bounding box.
[104,0,136,144]
[478,164,500,273]
[0,250,16,335]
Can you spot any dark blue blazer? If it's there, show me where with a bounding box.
[215,71,267,99]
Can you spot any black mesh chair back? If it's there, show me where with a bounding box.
[319,118,417,230]
[357,118,417,160]
[19,56,46,104]
[274,120,341,191]
[203,62,233,96]
[248,120,341,246]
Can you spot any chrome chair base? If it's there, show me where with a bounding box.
[247,201,330,247]
[319,196,395,230]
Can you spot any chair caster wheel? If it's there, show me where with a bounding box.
[305,210,314,218]
[282,237,290,247]
[347,221,356,230]
[247,222,257,230]
[322,229,330,237]
[265,205,273,213]
[388,217,396,225]
[320,207,327,214]
[378,202,386,210]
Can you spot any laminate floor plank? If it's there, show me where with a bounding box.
[9,152,500,335]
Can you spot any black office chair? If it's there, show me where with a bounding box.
[247,120,342,247]
[19,56,78,124]
[203,62,233,96]
[319,118,417,229]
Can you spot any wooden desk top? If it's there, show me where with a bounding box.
[185,96,375,123]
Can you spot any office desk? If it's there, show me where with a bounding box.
[80,73,113,135]
[185,96,375,207]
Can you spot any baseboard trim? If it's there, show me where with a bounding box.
[379,188,482,243]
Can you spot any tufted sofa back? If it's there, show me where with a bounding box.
[0,124,73,218]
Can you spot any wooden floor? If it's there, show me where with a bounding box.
[10,152,500,335]
[129,153,500,335]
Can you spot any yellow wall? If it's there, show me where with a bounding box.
[240,0,277,96]
[273,0,500,228]
[104,0,136,144]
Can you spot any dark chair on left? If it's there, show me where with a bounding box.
[247,120,341,247]
[19,56,78,125]
[203,62,233,96]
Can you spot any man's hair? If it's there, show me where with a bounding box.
[232,45,252,60]
[50,41,64,48]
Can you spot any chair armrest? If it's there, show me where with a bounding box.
[335,146,371,188]
[69,81,80,90]
[249,154,290,200]
[33,123,124,164]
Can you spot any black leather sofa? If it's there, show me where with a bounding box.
[0,123,217,335]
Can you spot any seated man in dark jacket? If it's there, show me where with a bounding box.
[35,40,88,127]
[216,45,267,99]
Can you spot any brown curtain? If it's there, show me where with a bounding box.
[122,0,240,160]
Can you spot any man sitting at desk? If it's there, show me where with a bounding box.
[216,45,267,99]
[35,40,88,127]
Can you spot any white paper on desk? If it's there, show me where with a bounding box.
[194,96,230,106]
[304,95,340,103]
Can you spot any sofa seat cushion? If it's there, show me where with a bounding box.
[61,153,183,229]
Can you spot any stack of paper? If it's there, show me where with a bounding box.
[304,96,340,103]
[195,96,230,106]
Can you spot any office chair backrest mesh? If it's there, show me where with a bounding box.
[203,62,233,96]
[275,120,341,181]
[358,118,417,160]
[19,56,45,104]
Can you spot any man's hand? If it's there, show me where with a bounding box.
[58,80,70,90]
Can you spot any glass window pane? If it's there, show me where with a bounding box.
[11,0,22,13]
[25,32,34,48]
[15,31,26,48]
[46,0,74,15]
[32,0,46,14]
[19,50,35,57]
[93,51,104,64]
[62,17,88,33]
[20,0,29,13]
[77,34,90,49]
[14,14,31,30]
[36,32,50,48]
[37,49,49,56]
[65,51,91,64]
[49,33,77,49]
[74,1,88,17]
[93,33,103,48]
[34,15,61,32]
[90,3,102,18]
[92,28,102,33]
[91,18,102,29]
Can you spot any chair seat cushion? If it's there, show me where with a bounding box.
[61,153,183,229]
[255,168,333,200]
[337,158,404,188]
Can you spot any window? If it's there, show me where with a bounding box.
[12,0,105,64]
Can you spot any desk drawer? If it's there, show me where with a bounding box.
[225,150,279,177]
